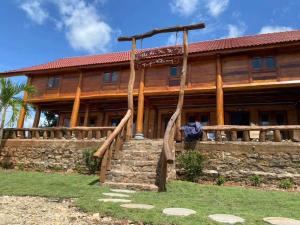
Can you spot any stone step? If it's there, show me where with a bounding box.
[107,170,157,184]
[104,181,158,191]
[111,160,158,172]
[121,152,161,161]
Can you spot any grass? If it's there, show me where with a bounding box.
[0,170,299,225]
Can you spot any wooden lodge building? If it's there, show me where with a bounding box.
[2,30,300,139]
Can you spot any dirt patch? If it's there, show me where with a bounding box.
[0,196,134,225]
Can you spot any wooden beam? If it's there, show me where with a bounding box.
[216,55,224,125]
[135,68,145,138]
[126,38,136,140]
[17,77,31,128]
[70,73,82,127]
[118,22,205,41]
[32,106,41,128]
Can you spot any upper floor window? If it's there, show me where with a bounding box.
[169,66,181,77]
[103,71,119,83]
[47,76,60,89]
[251,56,276,71]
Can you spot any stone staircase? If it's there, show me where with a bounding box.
[105,139,175,191]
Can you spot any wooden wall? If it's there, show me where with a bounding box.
[29,47,300,101]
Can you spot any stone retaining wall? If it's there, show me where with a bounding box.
[0,139,103,172]
[176,142,300,185]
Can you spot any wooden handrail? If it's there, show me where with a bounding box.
[2,126,115,140]
[94,109,131,158]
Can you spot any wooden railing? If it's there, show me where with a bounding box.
[181,125,300,142]
[93,109,131,183]
[2,127,115,140]
[158,109,179,192]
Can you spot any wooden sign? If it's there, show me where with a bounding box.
[136,57,182,69]
[136,46,183,61]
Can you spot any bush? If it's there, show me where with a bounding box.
[278,178,294,189]
[0,159,14,169]
[249,175,262,187]
[178,150,204,182]
[83,148,101,174]
[215,176,226,186]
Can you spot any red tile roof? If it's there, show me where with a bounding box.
[2,30,300,75]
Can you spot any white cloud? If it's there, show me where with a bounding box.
[170,0,229,18]
[206,0,229,17]
[20,0,48,24]
[170,0,198,16]
[56,0,112,53]
[259,26,293,34]
[224,23,246,38]
[19,0,113,53]
[166,33,183,46]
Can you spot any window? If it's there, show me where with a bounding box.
[266,56,276,69]
[251,56,276,71]
[170,66,178,77]
[103,71,119,83]
[251,57,262,70]
[47,76,60,89]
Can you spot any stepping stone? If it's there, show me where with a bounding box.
[163,208,196,217]
[120,203,154,210]
[208,214,245,224]
[263,217,300,225]
[98,198,132,203]
[110,189,136,194]
[102,193,130,198]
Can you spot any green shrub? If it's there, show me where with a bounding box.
[249,175,262,187]
[83,148,101,174]
[17,164,25,171]
[215,176,226,186]
[278,178,294,189]
[0,159,14,169]
[178,150,204,182]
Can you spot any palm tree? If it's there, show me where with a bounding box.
[0,78,35,140]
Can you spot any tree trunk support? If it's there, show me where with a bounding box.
[135,68,145,140]
[216,55,224,125]
[70,72,83,127]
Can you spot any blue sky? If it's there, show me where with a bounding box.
[0,0,300,127]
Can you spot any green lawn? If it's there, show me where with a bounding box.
[0,170,299,225]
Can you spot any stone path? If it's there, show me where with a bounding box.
[0,196,131,225]
[98,198,132,203]
[121,204,154,210]
[110,189,136,194]
[102,193,130,198]
[208,214,245,224]
[162,208,196,217]
[263,217,300,225]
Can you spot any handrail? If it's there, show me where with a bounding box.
[2,126,115,140]
[93,109,132,183]
[180,125,300,142]
[94,109,131,158]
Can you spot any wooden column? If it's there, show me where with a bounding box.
[126,37,136,140]
[83,104,90,126]
[32,106,41,128]
[143,105,150,138]
[135,68,145,139]
[216,55,224,125]
[70,73,83,127]
[17,77,31,128]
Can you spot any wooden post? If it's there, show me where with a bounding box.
[126,37,136,140]
[32,106,41,128]
[70,72,83,127]
[143,105,150,138]
[83,104,90,126]
[17,77,31,128]
[216,55,224,125]
[135,68,145,139]
[175,29,189,140]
